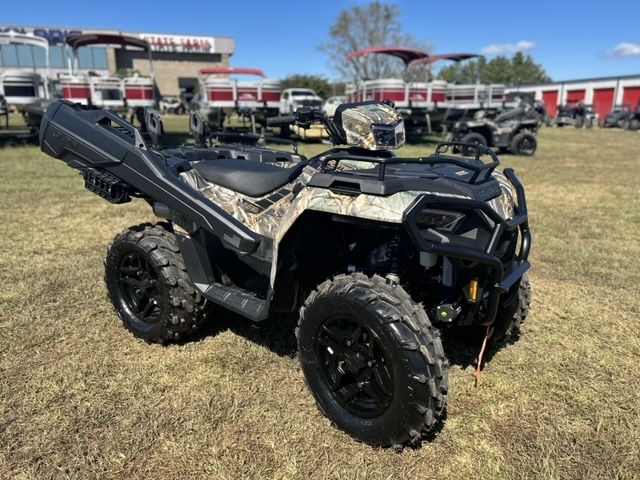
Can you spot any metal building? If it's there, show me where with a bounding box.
[0,25,235,97]
[506,75,640,119]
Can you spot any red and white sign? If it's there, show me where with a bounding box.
[139,33,217,53]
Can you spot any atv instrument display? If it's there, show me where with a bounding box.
[39,99,532,448]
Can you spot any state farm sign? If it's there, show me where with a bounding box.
[139,33,218,53]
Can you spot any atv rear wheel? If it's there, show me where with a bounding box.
[104,223,209,344]
[510,132,537,156]
[297,273,448,447]
[490,273,532,346]
[459,132,488,156]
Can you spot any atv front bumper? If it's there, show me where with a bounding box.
[405,168,531,325]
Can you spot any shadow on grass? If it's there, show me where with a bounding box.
[193,306,515,371]
[0,131,38,148]
[191,309,299,358]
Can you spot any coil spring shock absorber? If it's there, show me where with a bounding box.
[385,234,401,286]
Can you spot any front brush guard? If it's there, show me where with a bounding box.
[404,168,531,325]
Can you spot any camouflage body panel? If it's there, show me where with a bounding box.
[487,170,516,220]
[180,161,515,287]
[180,164,317,240]
[341,103,404,150]
[181,164,473,242]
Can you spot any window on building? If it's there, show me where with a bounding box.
[0,44,108,70]
[77,47,108,70]
[0,45,19,67]
[16,45,33,67]
[77,47,93,69]
[92,48,108,69]
[32,47,47,68]
[49,46,67,69]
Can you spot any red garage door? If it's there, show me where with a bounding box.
[566,89,586,104]
[592,88,615,119]
[622,86,640,108]
[542,90,559,117]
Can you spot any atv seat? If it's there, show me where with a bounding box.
[193,159,306,197]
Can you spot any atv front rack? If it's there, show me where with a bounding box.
[318,142,500,184]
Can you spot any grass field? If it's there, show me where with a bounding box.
[1,121,639,479]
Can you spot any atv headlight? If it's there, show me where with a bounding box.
[334,101,405,150]
[371,120,405,149]
[415,209,464,230]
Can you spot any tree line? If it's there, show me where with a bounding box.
[280,1,550,94]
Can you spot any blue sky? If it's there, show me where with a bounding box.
[3,0,640,81]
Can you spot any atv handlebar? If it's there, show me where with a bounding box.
[266,115,297,126]
[268,107,345,144]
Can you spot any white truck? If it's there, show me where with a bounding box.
[323,95,347,118]
[279,88,323,114]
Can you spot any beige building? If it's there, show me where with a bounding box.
[0,25,235,97]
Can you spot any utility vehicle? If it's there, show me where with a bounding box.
[39,99,531,448]
[555,102,597,128]
[601,105,632,128]
[450,104,540,156]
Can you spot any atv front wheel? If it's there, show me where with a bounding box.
[510,132,537,156]
[459,132,488,156]
[297,273,448,447]
[104,223,209,344]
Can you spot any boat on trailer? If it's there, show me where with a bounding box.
[61,33,155,112]
[195,67,281,130]
[346,47,508,133]
[0,31,50,110]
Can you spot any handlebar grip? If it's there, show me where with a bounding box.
[267,115,296,126]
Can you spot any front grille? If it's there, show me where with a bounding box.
[298,99,323,108]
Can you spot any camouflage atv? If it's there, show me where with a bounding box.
[451,104,541,156]
[39,99,532,448]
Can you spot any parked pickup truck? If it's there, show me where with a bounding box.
[279,88,323,114]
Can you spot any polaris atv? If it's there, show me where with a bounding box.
[623,104,640,131]
[555,102,597,128]
[450,105,540,156]
[39,99,532,448]
[601,105,633,128]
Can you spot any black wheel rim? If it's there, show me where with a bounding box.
[118,251,163,323]
[519,137,535,155]
[315,316,394,418]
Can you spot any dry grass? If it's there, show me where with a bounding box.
[1,122,639,479]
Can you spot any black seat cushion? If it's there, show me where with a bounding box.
[193,159,306,197]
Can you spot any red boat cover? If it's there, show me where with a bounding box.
[347,47,430,66]
[347,48,480,68]
[408,53,481,67]
[65,34,149,51]
[199,67,265,77]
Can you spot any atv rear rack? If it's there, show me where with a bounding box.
[318,142,500,184]
[207,131,300,154]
